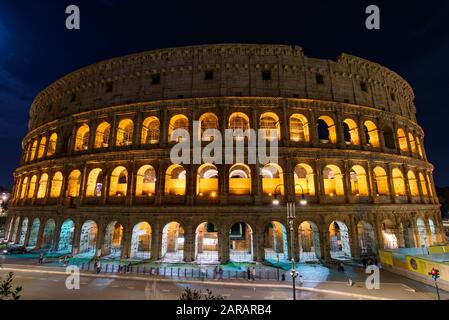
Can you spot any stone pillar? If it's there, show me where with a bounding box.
[253,229,264,262]
[96,219,106,257]
[219,164,228,205]
[120,224,132,259]
[126,162,136,206]
[34,220,46,250]
[287,222,300,262]
[23,221,33,247]
[343,160,350,202]
[52,219,62,251]
[185,164,195,205]
[349,217,360,258]
[155,163,166,205]
[282,103,290,143]
[309,112,319,147]
[251,163,262,205]
[161,109,168,145]
[219,224,230,263]
[134,111,143,147]
[319,224,331,263]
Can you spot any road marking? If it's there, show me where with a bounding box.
[127,286,136,289]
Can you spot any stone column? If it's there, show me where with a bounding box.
[126,162,136,206]
[155,163,166,205]
[150,222,162,260]
[134,111,143,147]
[219,164,228,205]
[96,219,106,257]
[71,217,82,256]
[319,223,331,263]
[253,229,264,262]
[120,224,132,259]
[52,219,62,251]
[219,224,230,263]
[23,221,33,247]
[183,225,195,262]
[185,164,196,205]
[34,220,46,249]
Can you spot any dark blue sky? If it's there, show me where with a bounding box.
[0,0,448,188]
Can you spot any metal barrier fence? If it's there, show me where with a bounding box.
[76,262,286,281]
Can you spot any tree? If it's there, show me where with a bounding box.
[179,287,224,300]
[0,272,22,300]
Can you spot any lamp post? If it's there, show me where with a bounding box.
[272,183,307,300]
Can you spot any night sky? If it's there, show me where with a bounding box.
[0,0,448,189]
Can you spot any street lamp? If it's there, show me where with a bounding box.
[272,183,308,300]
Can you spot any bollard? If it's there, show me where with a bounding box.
[184,268,187,277]
[206,269,208,279]
[106,264,109,273]
[164,267,166,276]
[170,268,173,278]
[178,268,180,277]
[191,268,194,278]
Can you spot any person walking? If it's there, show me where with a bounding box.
[247,267,251,281]
[96,260,102,274]
[213,266,218,280]
[38,252,44,265]
[218,267,223,280]
[251,267,256,281]
[63,255,69,267]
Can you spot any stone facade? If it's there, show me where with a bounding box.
[5,44,445,263]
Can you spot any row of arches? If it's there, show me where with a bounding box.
[22,111,425,163]
[8,215,443,262]
[15,162,434,202]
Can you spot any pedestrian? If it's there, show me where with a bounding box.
[298,275,304,286]
[281,273,286,281]
[38,252,44,265]
[338,262,345,272]
[362,257,367,269]
[218,267,223,280]
[63,256,69,267]
[213,266,218,280]
[127,262,132,273]
[247,267,251,280]
[96,260,102,274]
[251,267,256,281]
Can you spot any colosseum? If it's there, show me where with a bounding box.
[4,44,446,264]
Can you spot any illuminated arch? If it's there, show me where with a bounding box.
[67,170,81,197]
[419,173,428,197]
[37,137,46,159]
[260,112,280,140]
[136,165,156,196]
[349,165,369,196]
[85,168,104,197]
[109,166,128,196]
[363,121,380,147]
[47,133,57,156]
[373,167,389,196]
[79,220,98,256]
[116,119,134,146]
[408,132,417,154]
[322,165,344,196]
[294,163,315,196]
[199,113,219,141]
[168,114,189,142]
[383,126,396,149]
[195,222,219,263]
[20,177,28,199]
[407,170,419,197]
[397,128,408,152]
[343,118,360,145]
[102,221,123,257]
[298,221,321,261]
[161,221,184,262]
[264,221,288,262]
[196,163,218,196]
[392,168,406,196]
[27,175,37,199]
[229,163,251,195]
[228,112,250,140]
[141,116,160,144]
[50,172,63,198]
[94,122,111,149]
[329,221,351,259]
[37,173,48,199]
[229,222,254,262]
[74,124,90,151]
[165,164,186,195]
[317,116,337,143]
[131,222,152,259]
[357,221,376,255]
[30,140,38,161]
[381,219,398,249]
[290,113,309,142]
[416,136,424,158]
[261,163,284,195]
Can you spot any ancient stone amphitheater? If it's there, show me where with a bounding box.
[4,44,445,264]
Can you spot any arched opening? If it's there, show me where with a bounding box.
[30,140,38,161]
[264,221,288,262]
[400,221,415,248]
[343,119,359,145]
[261,163,284,195]
[349,165,369,196]
[373,167,389,196]
[392,168,406,196]
[161,222,184,262]
[195,222,219,264]
[102,221,123,258]
[165,164,186,195]
[28,218,40,248]
[381,219,398,249]
[229,222,253,262]
[397,128,408,152]
[12,217,21,243]
[428,218,437,245]
[27,175,37,199]
[94,122,111,149]
[37,137,46,159]
[20,177,28,199]
[407,171,419,197]
[42,219,56,250]
[383,126,396,149]
[419,173,429,197]
[18,218,29,245]
[74,124,90,151]
[329,221,351,259]
[85,168,104,197]
[408,132,417,154]
[168,114,189,142]
[416,136,424,158]
[317,116,337,144]
[130,222,152,259]
[196,164,218,197]
[294,163,315,196]
[66,170,81,197]
[323,165,344,196]
[109,166,128,197]
[229,164,251,195]
[115,119,134,146]
[79,220,98,257]
[290,113,309,142]
[141,116,160,144]
[260,112,280,140]
[57,219,74,253]
[363,121,380,147]
[298,221,321,261]
[199,113,219,141]
[47,133,57,156]
[228,112,250,140]
[136,165,156,196]
[357,221,376,256]
[416,218,429,247]
[50,172,63,198]
[37,174,48,199]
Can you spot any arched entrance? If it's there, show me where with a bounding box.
[161,222,184,262]
[28,218,41,248]
[229,222,253,262]
[130,222,152,259]
[428,218,437,245]
[381,219,398,249]
[79,220,98,257]
[12,217,21,243]
[329,221,351,259]
[18,218,29,245]
[195,222,219,264]
[58,219,75,253]
[42,219,56,250]
[416,218,429,247]
[264,221,288,262]
[102,221,123,258]
[357,221,376,255]
[298,221,321,261]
